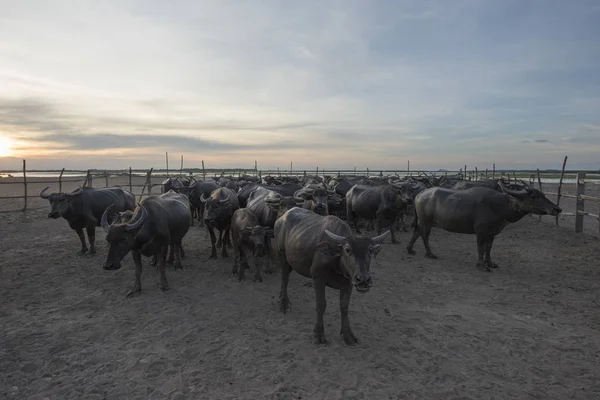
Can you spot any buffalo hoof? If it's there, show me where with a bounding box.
[84,250,96,257]
[313,332,328,345]
[476,261,492,272]
[126,286,142,298]
[407,248,416,255]
[253,275,263,283]
[341,329,359,346]
[425,253,438,259]
[174,262,183,270]
[488,262,500,269]
[391,239,399,244]
[209,251,217,259]
[280,296,290,314]
[77,249,89,256]
[160,283,170,292]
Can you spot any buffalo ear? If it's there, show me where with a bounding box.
[317,241,342,257]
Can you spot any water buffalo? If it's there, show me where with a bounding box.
[293,183,336,216]
[406,182,562,271]
[246,187,299,272]
[201,187,240,258]
[230,208,274,282]
[101,190,192,297]
[187,180,219,226]
[345,184,413,244]
[275,207,390,345]
[452,178,501,191]
[40,186,135,256]
[237,183,303,208]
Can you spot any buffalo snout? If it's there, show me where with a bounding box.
[103,261,121,270]
[354,273,373,293]
[48,211,60,219]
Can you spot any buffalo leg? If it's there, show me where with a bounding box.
[264,236,273,274]
[158,246,170,292]
[421,225,437,259]
[221,227,230,258]
[85,223,96,255]
[253,251,263,283]
[173,242,183,270]
[475,234,491,272]
[151,255,158,269]
[279,259,292,314]
[126,250,143,297]
[340,286,358,345]
[313,278,328,345]
[75,228,89,256]
[167,245,175,265]
[208,227,217,259]
[216,231,222,248]
[485,236,499,269]
[378,216,397,244]
[180,244,185,260]
[406,223,420,255]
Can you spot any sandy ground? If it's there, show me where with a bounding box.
[1,177,600,399]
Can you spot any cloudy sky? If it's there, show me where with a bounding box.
[1,0,599,171]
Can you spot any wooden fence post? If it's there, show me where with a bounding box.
[537,169,543,221]
[166,152,169,177]
[129,167,133,193]
[202,160,206,181]
[148,168,153,195]
[575,172,585,233]
[556,156,568,226]
[22,159,27,212]
[59,168,65,192]
[104,170,109,187]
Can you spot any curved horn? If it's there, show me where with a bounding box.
[324,229,346,244]
[265,196,282,204]
[200,193,209,203]
[498,182,528,197]
[371,230,391,244]
[70,186,83,196]
[125,205,148,231]
[293,195,306,204]
[219,193,231,204]
[40,186,51,199]
[101,204,115,233]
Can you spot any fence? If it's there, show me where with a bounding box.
[1,158,599,235]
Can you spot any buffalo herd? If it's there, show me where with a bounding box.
[39,172,561,345]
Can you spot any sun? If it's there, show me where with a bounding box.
[0,136,13,157]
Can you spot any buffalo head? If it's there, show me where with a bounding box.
[201,191,232,227]
[499,182,562,216]
[318,230,390,293]
[39,186,84,219]
[242,225,274,256]
[101,203,148,270]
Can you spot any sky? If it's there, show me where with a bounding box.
[0,0,599,171]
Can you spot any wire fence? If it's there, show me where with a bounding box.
[1,158,599,235]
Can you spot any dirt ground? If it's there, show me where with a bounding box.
[1,177,600,399]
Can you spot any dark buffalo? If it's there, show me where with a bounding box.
[275,207,389,345]
[187,180,219,226]
[40,186,135,256]
[237,183,303,208]
[246,187,299,272]
[201,187,240,258]
[345,184,413,244]
[293,183,335,216]
[101,190,192,296]
[407,182,562,271]
[452,178,501,191]
[230,208,274,282]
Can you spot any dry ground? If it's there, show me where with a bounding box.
[1,178,600,399]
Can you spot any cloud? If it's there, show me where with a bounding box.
[0,0,599,170]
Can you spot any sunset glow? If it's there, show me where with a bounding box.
[0,136,12,157]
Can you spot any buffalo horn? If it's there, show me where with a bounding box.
[101,204,115,233]
[264,196,281,204]
[70,186,83,196]
[324,230,346,244]
[371,230,391,244]
[200,193,209,203]
[125,205,148,231]
[498,182,528,197]
[40,186,51,199]
[219,193,230,204]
